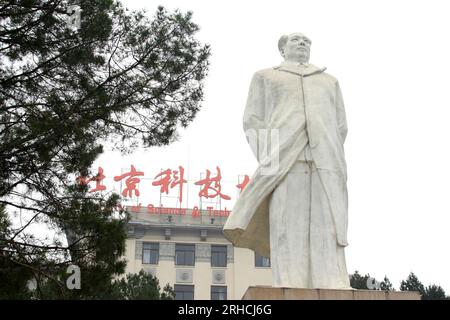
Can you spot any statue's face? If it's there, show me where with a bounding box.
[282,33,311,62]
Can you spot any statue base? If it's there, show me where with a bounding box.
[242,286,421,300]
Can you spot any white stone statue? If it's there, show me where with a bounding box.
[223,32,351,289]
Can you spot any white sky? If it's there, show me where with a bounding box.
[93,0,450,291]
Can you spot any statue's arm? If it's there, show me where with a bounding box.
[335,81,348,144]
[243,72,266,162]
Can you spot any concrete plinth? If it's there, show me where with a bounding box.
[242,286,421,300]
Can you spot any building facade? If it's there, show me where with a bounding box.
[124,206,272,300]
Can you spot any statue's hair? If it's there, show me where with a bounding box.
[278,35,289,53]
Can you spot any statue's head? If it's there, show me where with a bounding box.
[278,32,311,63]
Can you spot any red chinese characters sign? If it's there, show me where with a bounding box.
[152,166,187,202]
[77,165,250,204]
[194,166,231,200]
[114,165,144,198]
[119,203,232,218]
[77,167,107,193]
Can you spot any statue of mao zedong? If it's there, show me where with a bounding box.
[223,32,351,289]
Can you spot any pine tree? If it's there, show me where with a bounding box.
[400,272,425,296]
[380,276,394,291]
[0,0,209,298]
[109,270,175,300]
[350,270,370,290]
[422,284,447,300]
[0,204,33,299]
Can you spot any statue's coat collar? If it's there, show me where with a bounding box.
[273,61,327,77]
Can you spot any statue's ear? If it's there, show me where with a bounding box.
[279,49,285,58]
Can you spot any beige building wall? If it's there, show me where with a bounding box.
[124,230,272,300]
[233,247,272,300]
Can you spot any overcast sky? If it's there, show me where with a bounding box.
[93,0,450,291]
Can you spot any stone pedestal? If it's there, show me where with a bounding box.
[242,286,421,300]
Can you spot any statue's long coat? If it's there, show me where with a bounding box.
[223,63,349,257]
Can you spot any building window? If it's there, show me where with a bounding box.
[211,245,227,267]
[142,242,159,264]
[175,244,195,266]
[211,286,227,300]
[174,284,194,300]
[255,253,271,267]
